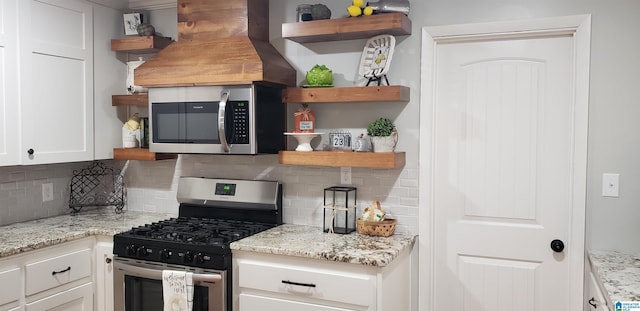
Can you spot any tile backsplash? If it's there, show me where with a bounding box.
[125,155,419,235]
[0,161,119,226]
[0,156,419,235]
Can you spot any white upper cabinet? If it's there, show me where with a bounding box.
[18,0,94,165]
[0,0,20,166]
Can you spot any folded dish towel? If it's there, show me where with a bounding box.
[162,270,194,311]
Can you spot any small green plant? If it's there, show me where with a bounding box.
[367,117,395,137]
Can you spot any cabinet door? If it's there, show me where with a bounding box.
[25,283,92,311]
[0,267,21,307]
[239,294,358,311]
[0,0,19,166]
[587,270,610,311]
[19,0,94,165]
[95,240,114,311]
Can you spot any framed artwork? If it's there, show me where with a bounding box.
[358,35,396,86]
[123,13,142,36]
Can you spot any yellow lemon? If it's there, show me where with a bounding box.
[353,0,365,8]
[363,6,373,15]
[347,5,362,17]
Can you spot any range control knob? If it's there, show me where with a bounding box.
[195,253,205,264]
[126,245,137,256]
[160,249,171,259]
[137,246,148,257]
[184,251,194,263]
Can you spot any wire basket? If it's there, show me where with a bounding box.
[69,161,126,214]
[356,218,397,237]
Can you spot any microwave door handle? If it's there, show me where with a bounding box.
[218,92,231,153]
[116,264,222,283]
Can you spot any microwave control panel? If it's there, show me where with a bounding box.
[231,101,249,144]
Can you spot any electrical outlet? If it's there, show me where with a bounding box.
[340,167,352,185]
[42,183,54,202]
[602,173,619,197]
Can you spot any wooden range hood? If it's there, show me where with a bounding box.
[134,0,296,87]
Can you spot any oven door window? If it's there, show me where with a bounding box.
[124,275,209,311]
[152,101,220,144]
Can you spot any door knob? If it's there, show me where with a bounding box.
[550,239,565,252]
[27,149,34,155]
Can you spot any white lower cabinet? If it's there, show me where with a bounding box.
[95,237,114,311]
[233,249,412,311]
[0,264,21,310]
[25,248,92,296]
[0,237,95,311]
[586,269,610,311]
[239,293,355,311]
[25,283,93,311]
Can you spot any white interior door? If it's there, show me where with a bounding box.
[419,16,591,311]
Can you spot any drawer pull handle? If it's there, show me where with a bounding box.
[282,280,316,288]
[52,266,71,276]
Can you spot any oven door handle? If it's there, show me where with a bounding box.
[116,264,222,283]
[218,91,231,153]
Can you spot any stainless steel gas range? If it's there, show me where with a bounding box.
[112,177,282,311]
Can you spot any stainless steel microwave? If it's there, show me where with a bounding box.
[148,84,285,154]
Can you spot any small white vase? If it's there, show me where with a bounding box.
[370,131,398,153]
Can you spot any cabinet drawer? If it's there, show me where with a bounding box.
[239,293,355,311]
[26,282,93,311]
[238,260,374,307]
[0,267,21,306]
[25,248,91,296]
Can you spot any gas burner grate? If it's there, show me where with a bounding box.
[126,217,275,246]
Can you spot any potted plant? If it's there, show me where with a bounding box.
[367,117,397,152]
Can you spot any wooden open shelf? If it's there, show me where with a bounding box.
[113,148,176,161]
[282,13,411,43]
[112,94,148,107]
[283,85,409,103]
[279,151,405,169]
[110,36,173,53]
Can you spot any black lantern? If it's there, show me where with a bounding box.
[323,186,357,234]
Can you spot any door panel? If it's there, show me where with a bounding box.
[19,0,93,164]
[0,0,19,166]
[458,255,538,311]
[433,34,580,310]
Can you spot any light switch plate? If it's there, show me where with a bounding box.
[602,173,619,197]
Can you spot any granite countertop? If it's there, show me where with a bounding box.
[589,250,640,306]
[1,213,416,268]
[0,209,173,258]
[230,224,416,267]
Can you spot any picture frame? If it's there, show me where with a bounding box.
[358,35,396,86]
[123,13,143,36]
